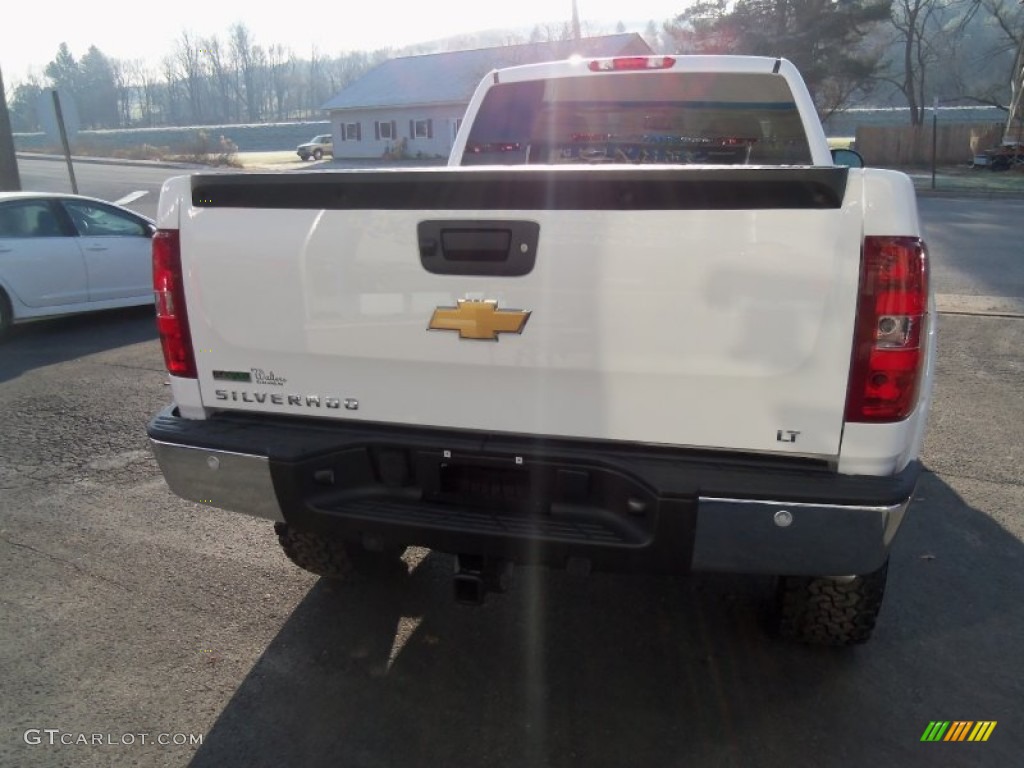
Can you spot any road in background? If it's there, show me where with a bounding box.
[921,197,1024,313]
[17,156,179,219]
[16,154,323,220]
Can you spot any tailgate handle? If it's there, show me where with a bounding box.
[418,220,539,277]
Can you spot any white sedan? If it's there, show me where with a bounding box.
[0,192,155,336]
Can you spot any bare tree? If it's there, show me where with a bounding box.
[230,23,260,121]
[528,24,565,43]
[643,20,663,51]
[979,0,1024,134]
[267,45,293,121]
[111,59,133,126]
[175,31,207,123]
[161,55,182,125]
[885,0,979,124]
[251,45,269,121]
[980,0,1024,60]
[1008,38,1024,137]
[198,36,231,123]
[132,61,158,126]
[923,0,1022,121]
[309,46,323,119]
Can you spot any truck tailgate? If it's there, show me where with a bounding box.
[177,166,863,459]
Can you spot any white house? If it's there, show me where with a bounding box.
[320,34,653,160]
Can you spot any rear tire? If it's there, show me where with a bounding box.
[312,148,323,161]
[274,523,404,579]
[773,559,889,646]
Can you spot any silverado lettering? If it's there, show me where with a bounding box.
[214,390,342,408]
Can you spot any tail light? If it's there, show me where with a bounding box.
[845,236,928,422]
[152,229,197,378]
[588,56,676,72]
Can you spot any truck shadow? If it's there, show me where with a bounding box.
[0,305,157,383]
[189,470,1023,768]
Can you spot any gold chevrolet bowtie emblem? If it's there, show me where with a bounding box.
[428,300,531,341]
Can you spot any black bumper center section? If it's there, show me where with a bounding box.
[273,442,693,572]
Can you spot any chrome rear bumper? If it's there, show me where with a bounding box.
[150,439,284,523]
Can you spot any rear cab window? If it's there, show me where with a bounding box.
[461,71,812,166]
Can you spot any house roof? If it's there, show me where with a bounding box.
[321,33,652,111]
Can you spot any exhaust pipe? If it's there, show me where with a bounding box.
[454,572,486,605]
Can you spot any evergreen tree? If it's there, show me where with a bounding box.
[44,43,79,95]
[79,46,119,128]
[665,0,892,115]
[8,78,45,132]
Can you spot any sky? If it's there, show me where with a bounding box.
[0,1,688,85]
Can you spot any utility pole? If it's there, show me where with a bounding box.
[571,0,582,41]
[51,90,78,194]
[0,66,22,192]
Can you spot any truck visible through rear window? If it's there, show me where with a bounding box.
[461,71,812,166]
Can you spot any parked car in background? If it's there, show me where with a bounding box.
[297,134,333,161]
[0,192,155,337]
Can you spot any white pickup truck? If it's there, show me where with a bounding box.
[147,55,934,645]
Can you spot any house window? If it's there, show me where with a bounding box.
[410,119,433,140]
[344,122,361,141]
[375,120,396,140]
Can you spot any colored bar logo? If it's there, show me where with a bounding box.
[921,721,997,742]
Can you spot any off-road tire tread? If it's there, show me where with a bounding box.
[775,560,889,646]
[275,522,355,579]
[274,523,404,579]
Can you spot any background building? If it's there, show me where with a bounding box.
[320,34,652,159]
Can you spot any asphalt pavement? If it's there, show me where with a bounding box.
[0,159,1021,767]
